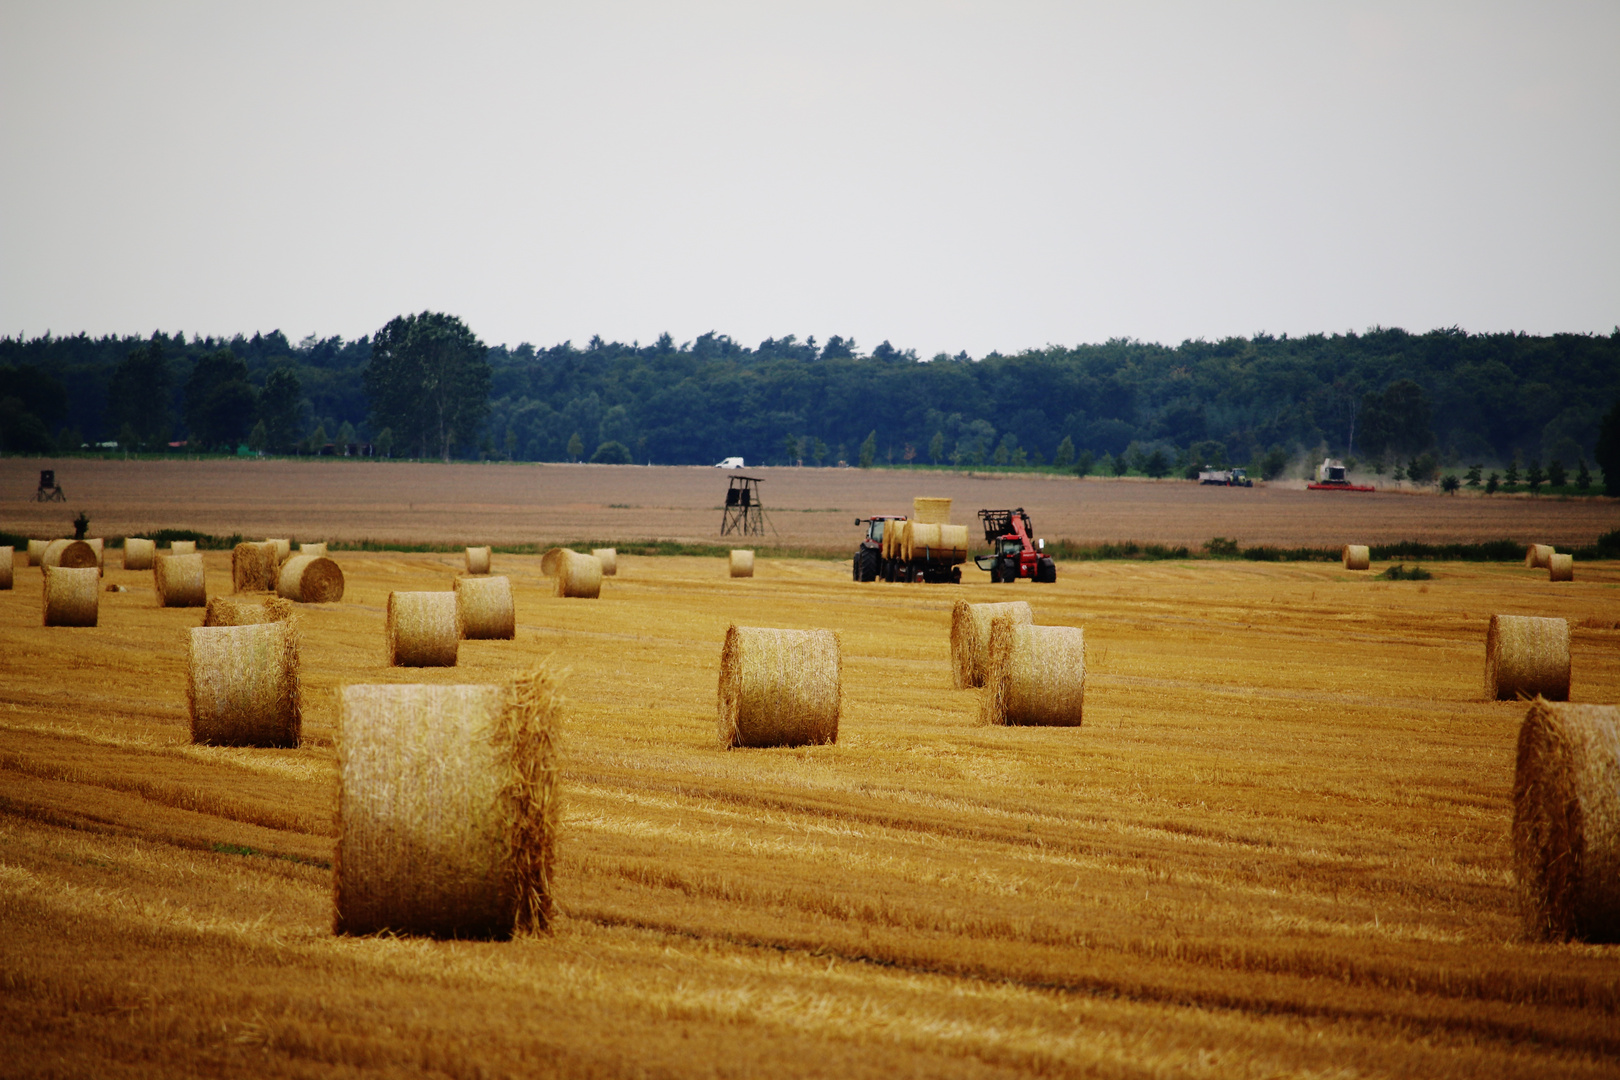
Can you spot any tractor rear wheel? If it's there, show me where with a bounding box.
[856,548,879,582]
[1036,556,1056,583]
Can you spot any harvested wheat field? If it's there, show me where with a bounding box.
[2,546,1620,1078]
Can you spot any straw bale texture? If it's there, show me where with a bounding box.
[903,522,969,563]
[555,549,603,598]
[388,591,460,666]
[1485,615,1570,701]
[592,548,617,576]
[187,621,301,747]
[276,554,345,603]
[204,596,294,627]
[42,566,98,627]
[155,553,208,608]
[540,547,565,577]
[465,546,492,575]
[1549,554,1574,582]
[169,540,196,556]
[0,546,11,591]
[729,549,754,579]
[1342,545,1370,571]
[335,670,563,938]
[300,542,328,557]
[1526,544,1555,569]
[123,537,155,571]
[27,539,48,566]
[980,620,1085,727]
[86,538,104,571]
[950,600,1034,689]
[879,519,899,561]
[232,542,278,593]
[455,575,516,640]
[42,539,97,570]
[717,626,840,748]
[267,538,291,564]
[1512,700,1620,942]
[912,497,953,525]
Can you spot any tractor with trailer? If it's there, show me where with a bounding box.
[853,497,970,583]
[1197,467,1252,487]
[974,508,1057,583]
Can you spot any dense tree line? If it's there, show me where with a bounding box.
[2,322,1617,491]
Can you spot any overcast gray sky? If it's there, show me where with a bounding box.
[2,2,1616,356]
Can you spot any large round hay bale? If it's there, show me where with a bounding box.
[123,537,155,571]
[300,542,328,557]
[912,497,952,525]
[1549,554,1574,582]
[42,566,98,626]
[232,541,278,593]
[980,619,1085,726]
[0,546,11,591]
[555,549,602,598]
[1342,544,1370,570]
[276,554,345,603]
[85,538,104,571]
[334,670,563,938]
[188,621,301,747]
[169,540,197,556]
[466,546,492,575]
[1526,544,1555,569]
[1513,700,1620,942]
[880,520,900,561]
[1486,615,1570,701]
[718,626,840,748]
[27,539,49,566]
[155,553,208,608]
[951,600,1034,689]
[455,575,515,640]
[205,595,294,626]
[42,539,97,569]
[387,591,460,666]
[592,548,617,576]
[905,522,968,562]
[729,549,754,579]
[540,547,566,577]
[266,538,291,564]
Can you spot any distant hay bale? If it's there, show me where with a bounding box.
[1512,700,1620,942]
[904,522,968,562]
[267,538,290,564]
[205,595,294,626]
[123,537,155,570]
[455,575,515,640]
[0,546,11,591]
[276,554,345,603]
[334,669,563,938]
[187,621,301,747]
[42,566,98,627]
[729,549,754,579]
[388,591,460,666]
[155,553,208,608]
[1526,544,1555,569]
[300,542,328,558]
[466,546,492,575]
[951,600,1034,689]
[1486,615,1570,701]
[980,619,1085,727]
[912,497,953,525]
[717,625,840,748]
[540,547,566,577]
[1342,544,1370,570]
[592,548,617,576]
[42,539,97,569]
[27,539,48,566]
[169,540,196,555]
[1549,554,1574,582]
[554,549,603,598]
[232,541,278,593]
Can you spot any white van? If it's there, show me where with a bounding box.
[713,457,745,469]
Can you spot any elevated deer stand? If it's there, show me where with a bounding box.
[720,476,765,537]
[36,470,65,502]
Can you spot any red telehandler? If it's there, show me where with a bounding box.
[973,508,1056,583]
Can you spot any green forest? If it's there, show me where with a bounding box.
[2,319,1617,490]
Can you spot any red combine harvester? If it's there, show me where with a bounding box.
[974,508,1056,583]
[1307,457,1375,492]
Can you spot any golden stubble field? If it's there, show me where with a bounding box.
[2,545,1619,1078]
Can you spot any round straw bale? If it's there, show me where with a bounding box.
[554,549,603,598]
[880,519,899,561]
[266,538,291,564]
[1342,544,1370,570]
[717,626,840,748]
[27,539,49,566]
[85,538,104,571]
[455,575,515,640]
[335,670,563,938]
[905,522,968,562]
[205,595,294,626]
[1486,614,1570,701]
[540,547,566,577]
[232,541,278,593]
[1549,554,1574,582]
[388,591,460,666]
[123,537,155,571]
[592,548,617,576]
[1512,699,1620,942]
[169,540,196,556]
[276,554,345,603]
[0,546,11,591]
[466,546,492,575]
[951,600,1034,689]
[980,619,1085,727]
[300,541,328,557]
[188,621,301,747]
[42,565,98,626]
[912,497,953,525]
[42,539,98,569]
[155,553,208,608]
[729,549,754,579]
[1526,543,1555,569]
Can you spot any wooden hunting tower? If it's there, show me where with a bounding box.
[720,475,765,537]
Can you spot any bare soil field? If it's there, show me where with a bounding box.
[2,545,1619,1077]
[4,457,1616,549]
